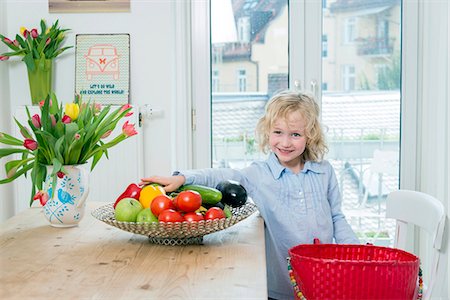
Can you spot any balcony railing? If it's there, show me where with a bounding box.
[357,37,394,56]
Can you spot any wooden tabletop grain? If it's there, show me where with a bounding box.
[0,202,267,299]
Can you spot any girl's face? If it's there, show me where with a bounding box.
[269,113,307,172]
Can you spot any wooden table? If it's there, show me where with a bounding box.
[0,202,267,299]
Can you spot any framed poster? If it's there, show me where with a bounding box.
[49,0,130,13]
[75,34,130,105]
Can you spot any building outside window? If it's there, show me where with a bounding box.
[342,64,355,91]
[238,69,247,92]
[212,70,219,92]
[344,17,357,43]
[322,34,328,57]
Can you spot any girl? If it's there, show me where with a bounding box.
[141,90,359,299]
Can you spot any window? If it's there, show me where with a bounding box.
[322,34,328,57]
[344,17,357,43]
[238,17,251,43]
[212,70,219,92]
[237,69,247,92]
[342,65,355,91]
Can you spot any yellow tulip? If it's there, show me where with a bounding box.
[20,27,27,35]
[65,103,80,120]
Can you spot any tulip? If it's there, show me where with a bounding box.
[122,121,137,137]
[74,133,81,140]
[23,138,38,151]
[23,30,29,39]
[30,28,38,38]
[45,37,51,46]
[57,171,65,179]
[0,55,9,61]
[13,39,19,47]
[20,27,27,36]
[65,103,80,120]
[61,115,72,124]
[50,115,56,127]
[120,104,133,117]
[31,114,41,128]
[3,37,13,44]
[33,190,49,206]
[39,99,52,107]
[101,130,112,139]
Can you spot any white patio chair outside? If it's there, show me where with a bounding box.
[386,190,446,300]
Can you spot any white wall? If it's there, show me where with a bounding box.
[0,0,182,216]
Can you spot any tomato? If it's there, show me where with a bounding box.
[183,212,204,222]
[204,207,226,220]
[175,190,202,213]
[151,195,175,216]
[158,209,184,223]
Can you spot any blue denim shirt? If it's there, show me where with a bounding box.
[178,152,359,299]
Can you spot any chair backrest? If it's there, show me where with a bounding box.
[386,190,446,300]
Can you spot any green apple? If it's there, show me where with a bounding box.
[114,198,143,222]
[136,208,158,223]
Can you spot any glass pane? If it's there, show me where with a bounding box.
[211,0,288,168]
[321,0,402,246]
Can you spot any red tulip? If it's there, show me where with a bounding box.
[13,39,19,47]
[3,37,13,44]
[0,55,9,61]
[57,171,65,179]
[120,104,133,117]
[23,29,30,39]
[62,115,72,124]
[33,190,49,206]
[31,114,41,128]
[23,138,38,151]
[122,121,137,137]
[30,28,38,38]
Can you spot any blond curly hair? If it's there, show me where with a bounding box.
[255,90,328,162]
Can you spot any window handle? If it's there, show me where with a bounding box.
[294,79,302,90]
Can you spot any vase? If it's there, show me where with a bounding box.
[27,59,53,105]
[43,164,90,227]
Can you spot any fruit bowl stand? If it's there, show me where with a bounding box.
[91,202,258,246]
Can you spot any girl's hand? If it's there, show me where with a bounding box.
[139,175,186,193]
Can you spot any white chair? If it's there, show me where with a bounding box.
[386,190,446,300]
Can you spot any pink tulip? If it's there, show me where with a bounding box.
[122,121,137,137]
[50,115,56,127]
[30,28,38,38]
[23,138,38,151]
[0,55,9,61]
[45,37,51,46]
[23,30,30,39]
[120,104,133,117]
[3,37,13,44]
[31,114,41,128]
[13,39,19,47]
[74,133,81,140]
[33,190,49,206]
[62,115,72,124]
[101,130,112,139]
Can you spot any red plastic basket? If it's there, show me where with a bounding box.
[288,244,420,300]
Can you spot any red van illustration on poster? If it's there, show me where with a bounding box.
[84,44,120,80]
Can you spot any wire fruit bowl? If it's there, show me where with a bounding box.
[92,202,258,245]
